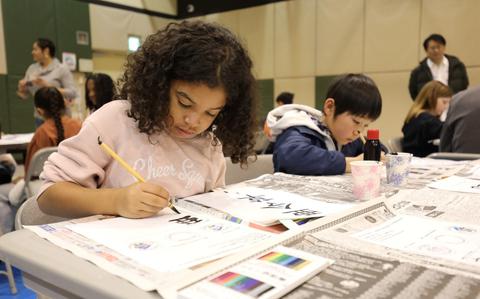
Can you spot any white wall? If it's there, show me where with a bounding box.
[90,4,155,52]
[86,0,480,141]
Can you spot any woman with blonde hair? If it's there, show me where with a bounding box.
[402,80,452,157]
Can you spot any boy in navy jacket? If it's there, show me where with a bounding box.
[264,74,383,175]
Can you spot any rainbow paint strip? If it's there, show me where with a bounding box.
[259,251,310,270]
[211,272,273,297]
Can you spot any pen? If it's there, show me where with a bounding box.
[97,136,181,214]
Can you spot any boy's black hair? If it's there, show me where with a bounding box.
[119,20,258,165]
[423,34,446,50]
[276,92,294,105]
[36,38,56,57]
[85,73,116,111]
[326,73,382,120]
[34,87,66,145]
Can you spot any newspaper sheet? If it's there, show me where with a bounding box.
[304,190,480,279]
[283,238,480,299]
[428,175,480,193]
[234,173,357,202]
[354,215,480,268]
[406,158,480,189]
[385,188,480,225]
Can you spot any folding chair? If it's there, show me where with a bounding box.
[15,196,67,230]
[225,154,274,185]
[426,152,480,161]
[253,131,271,155]
[24,147,58,198]
[0,261,17,294]
[387,136,403,153]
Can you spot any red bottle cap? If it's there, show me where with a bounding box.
[367,129,379,140]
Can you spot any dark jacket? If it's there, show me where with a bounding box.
[273,126,364,175]
[402,112,442,157]
[408,54,469,100]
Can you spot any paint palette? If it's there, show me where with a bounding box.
[178,246,333,299]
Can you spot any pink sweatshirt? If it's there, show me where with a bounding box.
[38,101,226,200]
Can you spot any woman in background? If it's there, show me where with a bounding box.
[17,38,78,127]
[402,80,452,157]
[85,73,116,115]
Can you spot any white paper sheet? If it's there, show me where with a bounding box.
[427,176,480,193]
[354,215,480,267]
[185,187,353,225]
[67,211,272,272]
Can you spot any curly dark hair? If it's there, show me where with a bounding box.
[34,87,66,145]
[118,20,258,165]
[85,73,116,111]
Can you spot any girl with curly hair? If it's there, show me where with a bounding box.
[85,73,117,115]
[37,21,258,219]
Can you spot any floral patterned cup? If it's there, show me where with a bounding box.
[350,161,383,201]
[385,152,413,186]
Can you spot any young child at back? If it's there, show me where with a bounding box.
[85,73,117,115]
[264,74,382,175]
[402,80,452,157]
[37,21,258,219]
[25,87,81,172]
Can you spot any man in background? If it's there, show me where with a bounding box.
[409,34,469,100]
[440,85,480,153]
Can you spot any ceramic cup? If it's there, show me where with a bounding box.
[350,160,383,201]
[385,152,413,186]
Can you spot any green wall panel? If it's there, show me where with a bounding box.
[0,75,9,132]
[55,0,92,63]
[2,0,56,75]
[7,75,34,133]
[257,79,274,124]
[315,75,336,110]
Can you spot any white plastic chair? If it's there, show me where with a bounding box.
[426,152,480,161]
[24,147,57,198]
[225,154,274,185]
[253,131,271,155]
[15,196,67,230]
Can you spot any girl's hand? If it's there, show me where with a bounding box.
[114,182,170,218]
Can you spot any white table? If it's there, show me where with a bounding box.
[0,133,34,153]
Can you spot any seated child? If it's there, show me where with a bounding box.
[4,87,82,210]
[85,73,117,115]
[402,80,452,157]
[25,87,82,172]
[264,73,382,175]
[37,21,257,219]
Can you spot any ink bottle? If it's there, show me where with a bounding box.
[364,129,381,161]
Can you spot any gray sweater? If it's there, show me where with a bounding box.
[440,85,480,153]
